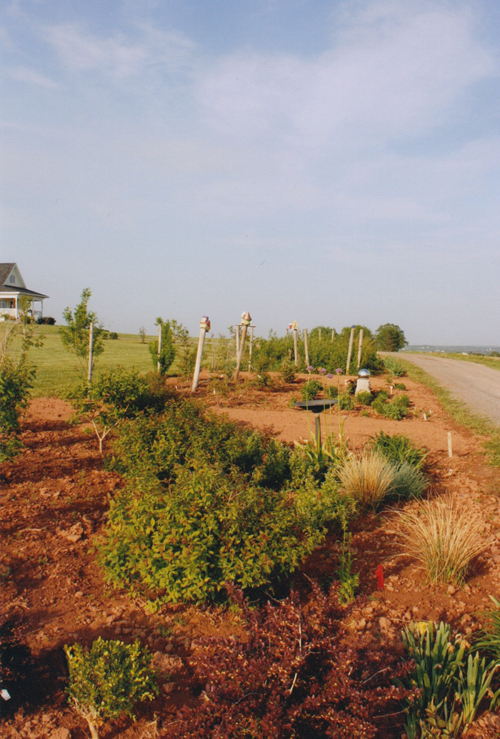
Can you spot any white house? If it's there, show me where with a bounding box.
[0,263,48,321]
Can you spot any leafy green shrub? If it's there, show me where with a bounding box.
[109,331,118,340]
[292,464,356,530]
[372,393,410,420]
[301,378,323,400]
[338,392,355,410]
[394,382,406,390]
[100,461,323,604]
[37,316,56,325]
[67,368,173,453]
[280,359,295,383]
[383,356,407,377]
[368,431,428,470]
[325,384,338,398]
[64,637,158,739]
[355,391,372,406]
[399,621,500,739]
[165,585,411,738]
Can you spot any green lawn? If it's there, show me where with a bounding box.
[5,325,156,397]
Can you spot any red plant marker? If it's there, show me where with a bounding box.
[376,564,384,590]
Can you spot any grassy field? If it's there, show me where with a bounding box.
[4,325,156,397]
[423,352,500,371]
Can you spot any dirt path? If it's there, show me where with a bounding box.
[398,353,500,425]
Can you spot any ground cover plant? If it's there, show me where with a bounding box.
[165,584,411,739]
[368,431,428,470]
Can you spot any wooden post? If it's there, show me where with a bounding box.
[303,329,309,368]
[331,328,335,342]
[357,328,364,370]
[346,326,355,375]
[191,317,211,392]
[290,321,299,368]
[248,325,255,371]
[157,323,162,374]
[235,312,251,378]
[87,322,94,383]
[235,324,240,361]
[318,328,322,342]
[447,432,453,458]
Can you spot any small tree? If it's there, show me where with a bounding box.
[59,288,104,373]
[375,323,407,352]
[64,637,158,739]
[149,318,175,375]
[0,297,41,461]
[139,326,146,344]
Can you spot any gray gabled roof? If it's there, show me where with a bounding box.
[0,263,15,286]
[0,263,49,299]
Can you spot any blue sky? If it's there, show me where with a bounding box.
[1,0,500,343]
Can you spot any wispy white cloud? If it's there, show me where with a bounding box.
[7,65,58,87]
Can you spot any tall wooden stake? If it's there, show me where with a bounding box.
[346,326,355,375]
[303,329,309,367]
[157,323,162,374]
[318,328,322,342]
[291,321,299,367]
[191,317,211,392]
[331,328,335,342]
[87,322,94,383]
[235,312,251,378]
[235,324,240,360]
[248,325,255,371]
[357,329,364,369]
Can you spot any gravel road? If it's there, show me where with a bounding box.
[397,354,500,426]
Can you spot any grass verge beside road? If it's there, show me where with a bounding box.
[399,357,500,467]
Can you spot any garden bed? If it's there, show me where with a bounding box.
[1,371,500,738]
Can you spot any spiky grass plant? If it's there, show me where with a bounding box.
[387,462,428,502]
[338,452,395,510]
[395,496,486,585]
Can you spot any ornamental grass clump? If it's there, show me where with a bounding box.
[64,638,158,739]
[338,452,396,510]
[395,495,487,585]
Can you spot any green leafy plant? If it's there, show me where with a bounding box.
[376,324,407,352]
[59,288,104,374]
[368,431,428,470]
[355,391,372,406]
[474,596,500,660]
[67,368,171,454]
[383,355,407,376]
[399,621,500,739]
[301,378,323,400]
[395,495,487,585]
[280,358,296,383]
[149,318,175,375]
[372,392,411,420]
[64,637,158,739]
[336,532,359,604]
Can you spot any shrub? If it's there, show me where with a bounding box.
[37,316,56,325]
[338,453,395,510]
[368,431,428,470]
[394,382,406,390]
[372,393,410,420]
[394,495,487,584]
[165,585,411,738]
[292,466,357,530]
[338,392,355,410]
[64,637,158,739]
[109,331,118,340]
[67,368,172,453]
[280,359,295,383]
[355,391,372,406]
[99,461,323,604]
[301,379,322,400]
[383,355,407,376]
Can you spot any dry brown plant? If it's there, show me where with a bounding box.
[338,452,395,509]
[394,494,487,585]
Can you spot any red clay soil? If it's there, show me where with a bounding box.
[1,373,500,738]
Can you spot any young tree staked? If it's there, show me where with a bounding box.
[59,288,104,372]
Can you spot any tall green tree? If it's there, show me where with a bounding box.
[375,324,407,352]
[59,288,104,372]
